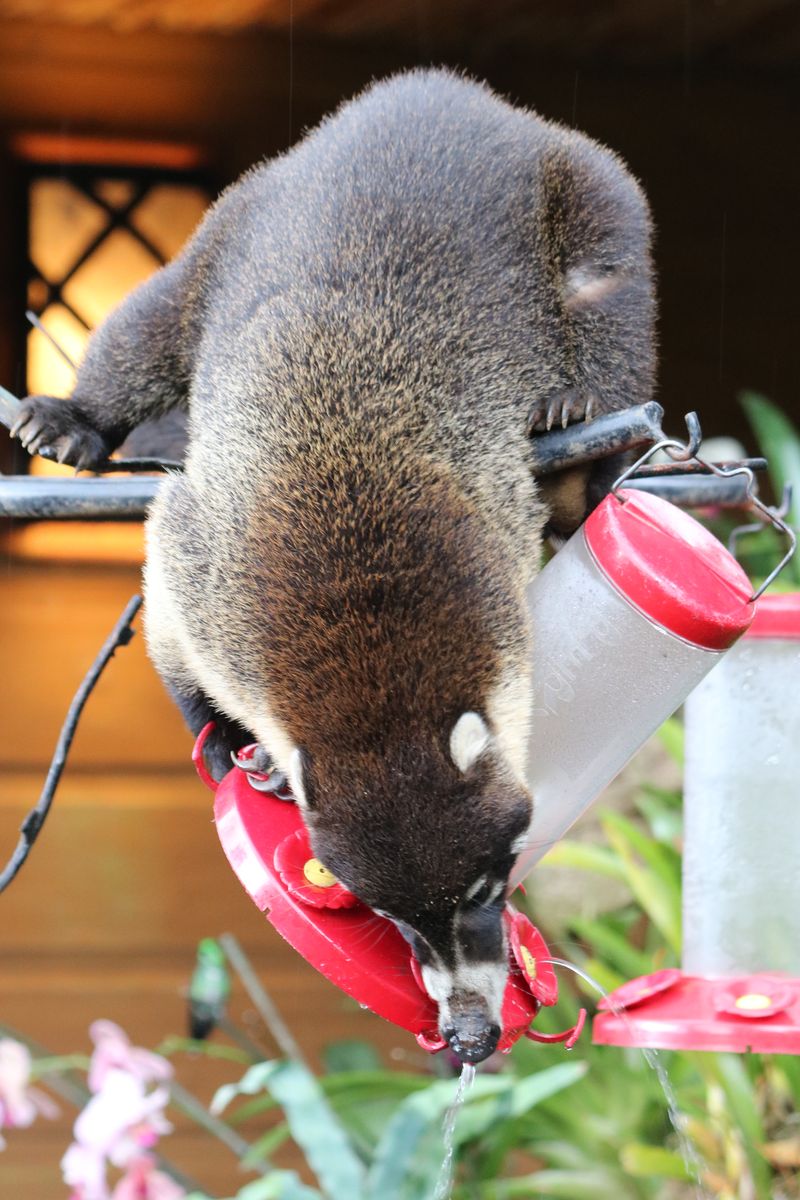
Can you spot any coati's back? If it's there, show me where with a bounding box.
[188,68,652,558]
[15,69,655,1061]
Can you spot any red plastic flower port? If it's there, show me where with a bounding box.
[597,968,683,1013]
[509,913,558,1007]
[274,829,360,910]
[712,976,795,1021]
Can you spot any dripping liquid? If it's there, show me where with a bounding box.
[546,957,709,1199]
[432,1061,476,1200]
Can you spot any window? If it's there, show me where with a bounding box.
[9,134,212,560]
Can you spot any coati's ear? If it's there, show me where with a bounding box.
[288,747,313,810]
[564,264,624,312]
[450,712,491,774]
[541,139,652,319]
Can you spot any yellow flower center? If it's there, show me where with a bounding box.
[520,945,538,979]
[303,858,338,888]
[734,993,772,1011]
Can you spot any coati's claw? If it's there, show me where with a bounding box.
[544,396,561,432]
[231,745,292,798]
[11,395,111,470]
[528,389,600,436]
[231,745,275,774]
[246,770,289,793]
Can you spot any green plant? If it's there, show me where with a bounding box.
[705,392,800,589]
[537,719,800,1200]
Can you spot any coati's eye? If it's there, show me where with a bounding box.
[463,876,504,908]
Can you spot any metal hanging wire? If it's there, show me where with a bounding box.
[612,411,798,600]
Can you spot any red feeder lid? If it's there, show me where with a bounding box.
[584,489,755,650]
[745,593,800,640]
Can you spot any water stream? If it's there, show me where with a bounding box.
[546,957,709,1199]
[432,1062,476,1200]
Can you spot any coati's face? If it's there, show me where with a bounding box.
[288,712,531,1064]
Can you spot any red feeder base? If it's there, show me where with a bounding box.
[194,726,585,1055]
[593,969,800,1054]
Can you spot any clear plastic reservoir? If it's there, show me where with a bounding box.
[683,606,800,976]
[512,528,728,883]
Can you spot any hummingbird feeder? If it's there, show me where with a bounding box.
[593,591,800,1053]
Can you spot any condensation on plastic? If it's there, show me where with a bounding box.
[683,635,800,976]
[511,529,724,885]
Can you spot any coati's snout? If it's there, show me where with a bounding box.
[295,712,531,1064]
[441,1002,502,1065]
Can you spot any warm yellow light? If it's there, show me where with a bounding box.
[15,148,210,560]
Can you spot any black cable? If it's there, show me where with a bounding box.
[0,594,143,895]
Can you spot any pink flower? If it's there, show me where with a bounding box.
[0,1038,59,1148]
[88,1023,172,1093]
[111,1156,186,1199]
[61,1069,172,1200]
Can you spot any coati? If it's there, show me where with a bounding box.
[13,69,655,1063]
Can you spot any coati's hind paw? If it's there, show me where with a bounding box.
[527,389,597,436]
[11,395,112,470]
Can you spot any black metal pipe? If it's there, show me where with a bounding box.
[622,474,756,509]
[529,402,665,475]
[0,476,162,519]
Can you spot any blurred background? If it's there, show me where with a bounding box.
[0,2,797,1196]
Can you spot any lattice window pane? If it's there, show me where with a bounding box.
[19,146,211,518]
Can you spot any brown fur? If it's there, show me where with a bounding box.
[12,69,656,1060]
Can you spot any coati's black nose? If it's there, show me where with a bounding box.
[442,1018,502,1064]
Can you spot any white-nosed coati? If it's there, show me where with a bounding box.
[13,70,655,1062]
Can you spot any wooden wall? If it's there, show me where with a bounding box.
[0,19,797,446]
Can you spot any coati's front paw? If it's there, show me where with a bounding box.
[231,744,290,794]
[527,389,597,435]
[231,744,275,775]
[11,396,112,469]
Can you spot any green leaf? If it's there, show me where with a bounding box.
[486,1166,636,1198]
[241,1122,291,1168]
[213,1060,365,1200]
[453,1061,588,1146]
[212,1061,282,1115]
[740,391,800,522]
[568,916,653,980]
[634,790,683,844]
[156,1036,252,1065]
[600,813,682,953]
[538,840,627,881]
[323,1040,382,1074]
[601,811,681,890]
[740,391,800,585]
[572,956,626,997]
[657,718,684,765]
[364,1075,509,1200]
[619,1141,692,1179]
[229,1172,324,1200]
[713,1053,772,1200]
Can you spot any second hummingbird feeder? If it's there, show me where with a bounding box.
[593,591,800,1053]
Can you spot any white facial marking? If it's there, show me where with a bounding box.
[419,933,508,1036]
[450,711,491,774]
[288,748,308,808]
[511,831,530,857]
[486,668,532,786]
[464,875,487,902]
